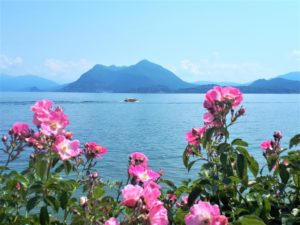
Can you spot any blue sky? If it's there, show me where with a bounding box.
[0,0,299,83]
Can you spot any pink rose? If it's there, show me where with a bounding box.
[221,86,243,107]
[53,135,81,160]
[260,140,273,151]
[104,217,120,225]
[148,201,168,225]
[143,181,161,209]
[120,184,143,208]
[185,201,228,225]
[84,142,107,158]
[128,165,160,182]
[40,110,69,136]
[130,152,149,168]
[186,127,206,146]
[12,122,30,138]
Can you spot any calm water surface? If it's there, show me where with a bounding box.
[1,92,300,183]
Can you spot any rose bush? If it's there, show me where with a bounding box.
[0,86,299,225]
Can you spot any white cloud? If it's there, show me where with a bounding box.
[173,55,270,83]
[44,58,94,82]
[0,54,23,69]
[180,59,203,76]
[291,49,300,61]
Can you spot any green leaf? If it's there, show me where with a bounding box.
[289,134,300,148]
[232,138,248,147]
[63,160,72,175]
[218,143,231,153]
[237,146,259,177]
[187,159,199,172]
[92,186,105,199]
[160,179,177,190]
[267,155,278,171]
[54,163,64,173]
[237,154,248,180]
[233,215,266,225]
[183,149,189,169]
[35,159,48,180]
[203,127,214,147]
[40,206,49,225]
[59,191,69,209]
[45,196,60,212]
[27,196,41,212]
[188,185,201,207]
[279,164,289,185]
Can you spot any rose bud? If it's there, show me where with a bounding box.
[273,131,283,140]
[238,107,246,116]
[80,196,88,206]
[15,182,21,190]
[64,131,73,139]
[92,171,98,179]
[2,135,7,142]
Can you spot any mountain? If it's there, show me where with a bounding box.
[63,60,195,92]
[276,71,300,81]
[178,78,300,93]
[0,74,59,91]
[238,78,300,93]
[194,81,247,86]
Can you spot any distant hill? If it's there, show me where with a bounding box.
[194,81,247,86]
[276,71,300,81]
[239,78,300,93]
[178,78,300,93]
[0,74,59,91]
[63,60,195,92]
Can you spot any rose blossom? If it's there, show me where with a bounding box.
[53,135,81,160]
[143,181,161,209]
[40,110,69,136]
[12,122,30,138]
[31,100,54,126]
[186,127,206,146]
[84,142,107,158]
[221,86,243,107]
[120,184,143,208]
[130,152,148,168]
[185,201,228,225]
[129,165,160,182]
[203,86,243,110]
[148,201,168,225]
[260,140,273,151]
[104,217,120,225]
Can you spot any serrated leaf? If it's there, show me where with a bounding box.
[35,159,48,180]
[289,134,300,148]
[183,149,189,169]
[160,179,177,190]
[237,154,248,180]
[54,163,64,173]
[63,160,72,175]
[232,138,248,147]
[92,186,105,199]
[59,191,69,209]
[187,159,199,172]
[188,185,201,207]
[27,196,41,212]
[45,195,60,212]
[233,215,266,225]
[40,206,49,225]
[279,164,289,185]
[237,146,259,177]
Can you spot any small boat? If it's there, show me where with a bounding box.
[124,98,138,102]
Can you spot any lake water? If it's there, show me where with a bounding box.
[0,92,300,183]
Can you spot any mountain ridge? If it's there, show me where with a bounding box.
[1,61,300,93]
